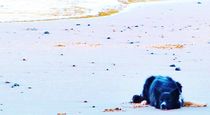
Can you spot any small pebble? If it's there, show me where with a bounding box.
[76,24,81,26]
[84,100,88,103]
[197,1,202,4]
[92,106,96,108]
[28,87,32,89]
[5,81,10,84]
[169,64,176,67]
[72,65,76,67]
[87,24,91,26]
[11,83,20,88]
[22,58,26,61]
[13,83,20,86]
[44,31,50,34]
[175,67,181,71]
[107,37,111,39]
[129,42,134,44]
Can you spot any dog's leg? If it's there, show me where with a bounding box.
[184,101,207,107]
[142,76,156,103]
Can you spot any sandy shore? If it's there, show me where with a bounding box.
[0,0,210,115]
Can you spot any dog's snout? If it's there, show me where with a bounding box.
[160,102,167,110]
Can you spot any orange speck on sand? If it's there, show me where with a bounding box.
[78,9,119,18]
[184,101,207,107]
[55,44,66,47]
[57,113,66,115]
[98,9,119,16]
[103,107,124,112]
[72,42,101,48]
[152,44,185,49]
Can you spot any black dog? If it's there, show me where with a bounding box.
[132,76,184,110]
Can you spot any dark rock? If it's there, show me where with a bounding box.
[28,87,32,89]
[44,31,50,34]
[107,37,111,39]
[175,67,181,71]
[11,83,20,88]
[169,64,176,67]
[129,42,134,44]
[5,81,10,84]
[197,1,202,4]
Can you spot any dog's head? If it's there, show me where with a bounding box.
[158,89,183,110]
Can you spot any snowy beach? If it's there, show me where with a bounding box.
[0,0,210,115]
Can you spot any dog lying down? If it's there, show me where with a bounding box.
[132,76,207,110]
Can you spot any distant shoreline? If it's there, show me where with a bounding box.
[0,0,163,23]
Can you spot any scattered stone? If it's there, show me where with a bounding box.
[76,24,81,26]
[72,65,76,67]
[134,25,139,27]
[197,1,202,4]
[11,83,20,88]
[106,69,109,71]
[150,52,154,55]
[60,54,64,56]
[107,37,111,39]
[129,42,134,44]
[169,64,176,67]
[175,67,181,71]
[22,58,27,61]
[83,100,88,103]
[103,107,124,112]
[44,31,50,34]
[5,81,10,84]
[87,24,91,26]
[92,106,96,108]
[28,87,32,89]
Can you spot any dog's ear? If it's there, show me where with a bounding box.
[171,88,179,97]
[176,82,182,92]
